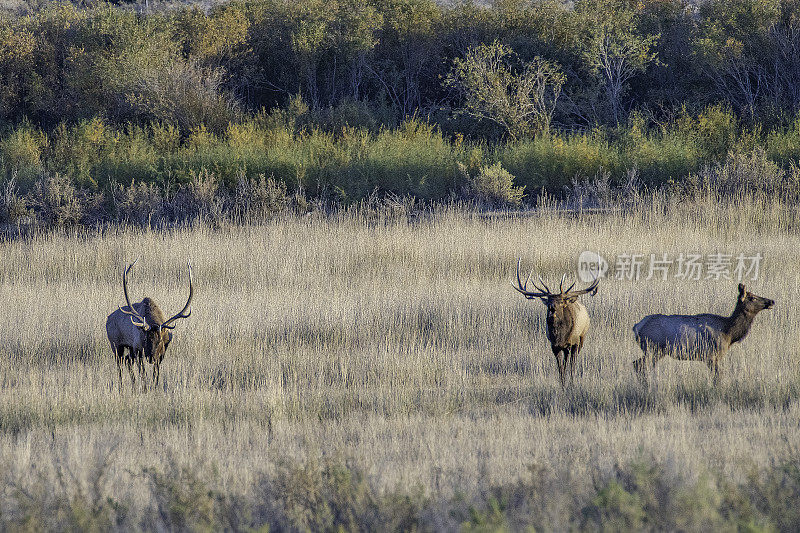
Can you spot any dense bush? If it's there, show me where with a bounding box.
[459,160,525,208]
[0,106,795,229]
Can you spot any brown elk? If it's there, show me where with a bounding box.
[105,260,193,390]
[512,259,599,387]
[632,283,774,384]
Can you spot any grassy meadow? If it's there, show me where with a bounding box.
[1,193,800,530]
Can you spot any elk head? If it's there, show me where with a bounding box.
[119,259,193,365]
[737,283,774,316]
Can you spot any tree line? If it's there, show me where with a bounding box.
[2,0,800,135]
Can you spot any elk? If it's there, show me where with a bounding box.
[632,283,774,384]
[512,259,599,387]
[106,260,193,390]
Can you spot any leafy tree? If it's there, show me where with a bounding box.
[287,0,381,109]
[693,0,780,118]
[635,0,697,110]
[574,0,659,124]
[372,0,442,117]
[447,41,565,140]
[0,18,42,121]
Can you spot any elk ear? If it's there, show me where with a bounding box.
[738,283,746,298]
[566,296,578,303]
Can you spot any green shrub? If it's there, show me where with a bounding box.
[0,104,799,218]
[669,475,728,532]
[766,116,800,165]
[460,161,525,208]
[257,457,379,532]
[3,456,800,531]
[144,463,245,532]
[462,496,510,532]
[501,131,622,191]
[695,104,741,159]
[585,480,647,532]
[0,121,46,185]
[749,461,800,531]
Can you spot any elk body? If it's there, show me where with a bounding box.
[106,260,193,390]
[512,259,599,387]
[632,283,774,384]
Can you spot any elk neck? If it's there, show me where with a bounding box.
[724,300,756,344]
[547,301,575,348]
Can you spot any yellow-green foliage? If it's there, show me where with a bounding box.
[0,120,46,183]
[501,130,622,191]
[172,5,251,62]
[461,161,525,208]
[0,103,796,206]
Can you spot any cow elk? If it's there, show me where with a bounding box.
[632,283,774,384]
[106,260,193,390]
[512,259,599,387]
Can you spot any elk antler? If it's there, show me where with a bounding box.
[511,258,550,299]
[120,259,150,330]
[564,275,600,297]
[563,279,577,293]
[535,274,551,294]
[162,261,193,329]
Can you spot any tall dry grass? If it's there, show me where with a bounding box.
[0,193,798,529]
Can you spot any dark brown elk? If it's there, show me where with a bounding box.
[512,259,599,387]
[633,283,774,384]
[105,260,193,390]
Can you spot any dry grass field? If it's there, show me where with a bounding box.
[1,193,799,530]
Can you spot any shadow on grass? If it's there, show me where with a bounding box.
[5,338,104,367]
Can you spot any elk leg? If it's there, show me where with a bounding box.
[115,345,125,392]
[137,352,147,391]
[125,351,136,389]
[707,359,720,385]
[568,345,579,384]
[153,359,160,388]
[552,347,566,388]
[633,344,649,385]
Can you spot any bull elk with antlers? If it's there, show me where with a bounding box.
[512,259,599,387]
[632,283,774,384]
[106,260,193,390]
